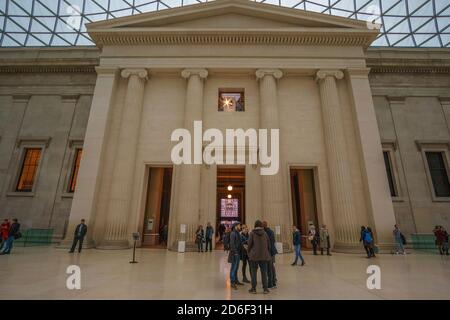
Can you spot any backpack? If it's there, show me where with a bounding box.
[400,233,406,245]
[363,231,373,243]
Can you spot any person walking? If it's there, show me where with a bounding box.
[0,218,10,251]
[218,223,226,242]
[69,219,88,253]
[359,226,370,257]
[319,225,332,256]
[195,225,205,252]
[308,225,318,255]
[240,224,251,283]
[228,222,243,289]
[291,225,305,266]
[205,222,214,252]
[0,218,20,255]
[247,220,271,294]
[393,224,406,255]
[262,221,278,289]
[362,227,375,258]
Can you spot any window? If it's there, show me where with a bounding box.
[16,148,41,192]
[218,89,245,112]
[425,152,450,197]
[383,151,397,197]
[68,149,82,193]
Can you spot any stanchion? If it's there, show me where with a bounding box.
[130,232,140,264]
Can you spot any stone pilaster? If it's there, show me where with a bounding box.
[256,69,289,251]
[98,68,148,249]
[316,69,359,250]
[59,67,119,249]
[170,68,208,251]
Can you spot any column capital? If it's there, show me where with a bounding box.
[181,68,208,79]
[315,69,344,82]
[255,69,283,80]
[121,68,148,80]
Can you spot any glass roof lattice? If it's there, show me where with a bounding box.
[0,0,449,47]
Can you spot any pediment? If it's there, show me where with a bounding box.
[87,0,379,48]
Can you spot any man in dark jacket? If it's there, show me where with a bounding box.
[0,218,20,255]
[262,221,278,289]
[247,220,271,294]
[69,219,88,253]
[228,222,243,289]
[292,225,305,266]
[205,222,214,252]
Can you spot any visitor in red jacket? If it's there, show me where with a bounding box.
[0,219,10,250]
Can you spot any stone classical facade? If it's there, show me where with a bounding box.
[0,0,449,252]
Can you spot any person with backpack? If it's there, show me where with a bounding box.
[362,226,375,258]
[359,226,370,257]
[393,224,406,255]
[195,225,205,252]
[0,218,20,255]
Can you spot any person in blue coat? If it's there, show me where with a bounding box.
[291,225,305,266]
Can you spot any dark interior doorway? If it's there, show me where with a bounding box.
[142,167,173,248]
[216,166,245,248]
[290,168,319,248]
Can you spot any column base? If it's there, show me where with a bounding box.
[96,239,130,250]
[333,242,396,254]
[56,237,95,249]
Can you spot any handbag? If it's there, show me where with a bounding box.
[14,232,22,240]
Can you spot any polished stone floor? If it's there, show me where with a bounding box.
[0,247,449,299]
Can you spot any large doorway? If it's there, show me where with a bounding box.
[290,168,319,248]
[216,166,245,247]
[141,167,173,248]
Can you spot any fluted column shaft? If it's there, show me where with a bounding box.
[100,69,148,249]
[256,69,287,239]
[316,70,359,247]
[172,69,207,250]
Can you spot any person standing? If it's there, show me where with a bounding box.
[160,225,168,246]
[205,222,214,252]
[228,222,243,289]
[223,226,231,252]
[247,220,271,294]
[195,225,205,252]
[218,223,226,242]
[434,226,448,255]
[291,226,305,266]
[69,219,87,253]
[319,225,332,256]
[0,219,10,251]
[0,218,20,255]
[393,224,406,255]
[262,221,278,289]
[308,225,318,255]
[441,227,449,256]
[240,224,251,283]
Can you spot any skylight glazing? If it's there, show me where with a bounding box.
[0,0,449,47]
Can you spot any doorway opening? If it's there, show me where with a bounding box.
[216,166,245,248]
[290,168,319,248]
[141,166,173,248]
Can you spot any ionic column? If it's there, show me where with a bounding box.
[316,69,359,249]
[171,69,208,251]
[256,69,288,249]
[98,68,148,249]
